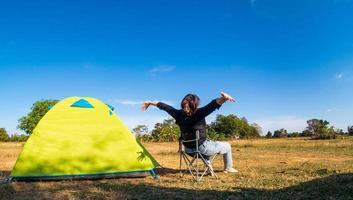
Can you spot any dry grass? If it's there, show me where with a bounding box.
[1,137,353,200]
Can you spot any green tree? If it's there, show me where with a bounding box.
[0,128,10,142]
[17,99,58,134]
[241,117,248,124]
[150,118,180,142]
[288,132,300,137]
[9,133,29,142]
[306,119,337,139]
[300,129,311,137]
[337,129,344,135]
[132,125,149,138]
[251,123,263,136]
[273,128,288,138]
[210,114,260,139]
[211,114,239,138]
[266,131,272,138]
[348,126,353,136]
[206,124,226,141]
[306,119,328,137]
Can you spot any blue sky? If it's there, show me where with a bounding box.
[1,0,353,135]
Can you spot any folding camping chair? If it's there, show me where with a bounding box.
[179,130,218,182]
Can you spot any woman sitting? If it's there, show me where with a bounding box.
[142,91,238,173]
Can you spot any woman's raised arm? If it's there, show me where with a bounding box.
[141,100,158,111]
[142,100,179,120]
[216,91,236,105]
[195,91,236,120]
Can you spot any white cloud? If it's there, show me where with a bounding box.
[111,99,174,107]
[325,108,338,113]
[325,108,340,114]
[117,100,144,106]
[254,116,308,134]
[149,65,175,75]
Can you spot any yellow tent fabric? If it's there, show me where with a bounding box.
[11,97,159,180]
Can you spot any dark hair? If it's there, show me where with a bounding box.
[181,94,200,116]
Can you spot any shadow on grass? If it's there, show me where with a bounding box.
[0,170,10,177]
[1,173,352,200]
[157,167,180,175]
[158,167,226,176]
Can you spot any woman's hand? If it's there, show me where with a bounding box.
[141,100,158,111]
[221,91,236,102]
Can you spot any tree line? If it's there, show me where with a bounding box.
[266,119,353,139]
[133,114,262,142]
[10,100,263,142]
[1,99,352,142]
[136,117,353,142]
[0,128,29,142]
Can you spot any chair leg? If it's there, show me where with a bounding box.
[188,156,201,181]
[198,155,212,180]
[196,153,199,181]
[211,154,218,178]
[180,152,218,181]
[182,153,198,180]
[179,152,183,178]
[199,154,218,180]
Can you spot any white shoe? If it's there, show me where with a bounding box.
[223,168,239,173]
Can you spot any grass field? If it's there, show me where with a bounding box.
[1,137,353,200]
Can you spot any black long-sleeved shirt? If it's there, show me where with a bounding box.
[157,99,222,148]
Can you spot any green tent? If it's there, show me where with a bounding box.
[11,97,159,180]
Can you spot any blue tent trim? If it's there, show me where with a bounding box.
[106,104,115,111]
[70,99,94,108]
[11,168,157,181]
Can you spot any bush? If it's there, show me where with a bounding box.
[288,132,300,137]
[9,134,29,142]
[207,125,227,141]
[0,128,29,142]
[149,118,180,142]
[139,134,154,142]
[301,130,311,137]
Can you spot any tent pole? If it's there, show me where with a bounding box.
[150,169,160,180]
[0,177,12,186]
